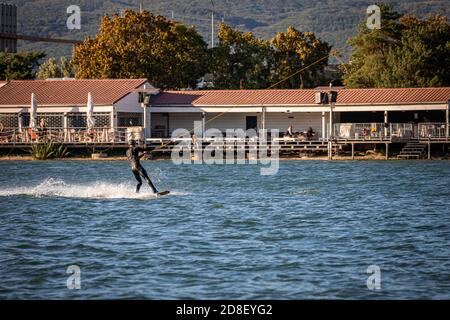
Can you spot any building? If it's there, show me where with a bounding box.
[150,87,450,139]
[0,79,155,144]
[0,79,448,158]
[0,3,17,53]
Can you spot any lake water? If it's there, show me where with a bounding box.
[0,160,449,299]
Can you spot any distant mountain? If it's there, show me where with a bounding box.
[4,0,450,59]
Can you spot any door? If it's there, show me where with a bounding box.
[246,116,258,131]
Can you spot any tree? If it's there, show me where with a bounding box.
[37,57,75,79]
[72,10,208,89]
[0,52,45,80]
[210,23,275,89]
[343,5,450,88]
[210,24,330,89]
[60,57,74,78]
[381,15,450,87]
[270,27,331,89]
[37,57,60,79]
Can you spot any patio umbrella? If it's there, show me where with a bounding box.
[86,92,95,131]
[30,93,38,130]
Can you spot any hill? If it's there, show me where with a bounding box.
[4,0,450,59]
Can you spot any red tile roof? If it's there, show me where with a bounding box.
[0,79,148,106]
[152,87,450,106]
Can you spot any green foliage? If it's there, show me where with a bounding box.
[29,142,69,160]
[73,10,208,89]
[8,0,449,61]
[37,57,75,80]
[210,23,275,89]
[53,143,70,159]
[270,27,331,88]
[344,5,450,88]
[210,23,331,89]
[0,52,46,80]
[60,57,74,78]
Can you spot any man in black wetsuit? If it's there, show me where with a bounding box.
[126,140,158,193]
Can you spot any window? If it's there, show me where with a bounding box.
[118,113,143,127]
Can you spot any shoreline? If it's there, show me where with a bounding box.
[0,155,449,161]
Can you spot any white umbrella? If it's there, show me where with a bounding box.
[30,93,38,130]
[86,92,95,131]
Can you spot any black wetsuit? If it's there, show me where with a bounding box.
[126,146,158,193]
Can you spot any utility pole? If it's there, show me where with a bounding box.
[210,0,215,48]
[139,0,144,13]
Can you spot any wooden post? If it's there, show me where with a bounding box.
[202,112,206,139]
[328,103,333,160]
[428,142,431,160]
[385,143,389,160]
[261,107,266,132]
[322,111,326,140]
[351,143,354,160]
[446,101,449,141]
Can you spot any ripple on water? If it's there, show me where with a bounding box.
[0,160,449,299]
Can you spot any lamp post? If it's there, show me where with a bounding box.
[210,0,215,48]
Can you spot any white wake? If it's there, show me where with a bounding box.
[0,178,188,200]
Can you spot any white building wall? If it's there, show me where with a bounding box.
[265,112,328,136]
[155,111,328,136]
[205,113,256,132]
[114,81,154,113]
[168,113,203,133]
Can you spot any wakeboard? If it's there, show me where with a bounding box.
[156,190,170,197]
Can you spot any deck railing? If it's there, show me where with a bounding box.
[0,127,133,144]
[418,123,448,139]
[333,123,448,141]
[1,123,448,145]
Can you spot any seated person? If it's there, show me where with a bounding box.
[28,127,39,142]
[297,132,306,141]
[38,118,48,139]
[371,126,378,137]
[285,125,294,138]
[306,127,316,139]
[85,129,96,142]
[362,128,369,137]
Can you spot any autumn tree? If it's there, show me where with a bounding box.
[0,52,45,80]
[73,10,208,89]
[210,23,275,89]
[344,5,450,88]
[270,27,331,89]
[37,57,74,79]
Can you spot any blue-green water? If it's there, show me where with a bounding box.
[0,160,449,299]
